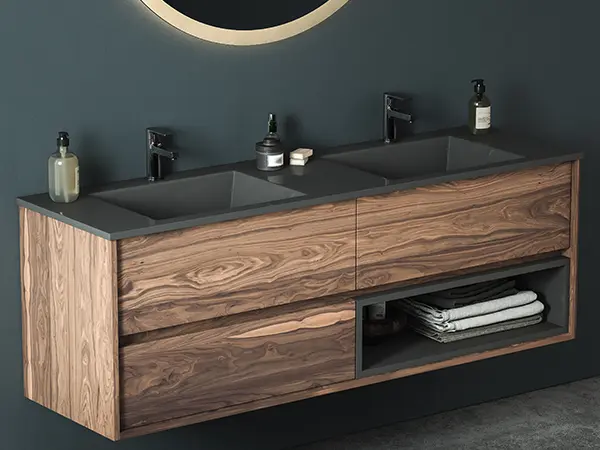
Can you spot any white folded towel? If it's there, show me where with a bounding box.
[416,300,545,333]
[401,291,538,324]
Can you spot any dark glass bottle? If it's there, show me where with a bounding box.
[468,79,492,135]
[255,113,284,171]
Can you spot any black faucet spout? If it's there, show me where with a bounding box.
[151,146,178,161]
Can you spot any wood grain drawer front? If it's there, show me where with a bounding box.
[357,163,572,289]
[118,201,356,335]
[121,300,356,429]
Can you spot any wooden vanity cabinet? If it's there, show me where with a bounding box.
[19,161,580,440]
[356,163,573,289]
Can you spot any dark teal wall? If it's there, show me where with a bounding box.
[1,1,598,449]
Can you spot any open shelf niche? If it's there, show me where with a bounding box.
[356,257,571,378]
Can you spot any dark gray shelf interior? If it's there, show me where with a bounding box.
[361,322,566,378]
[357,257,571,378]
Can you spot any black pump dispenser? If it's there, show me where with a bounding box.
[57,131,70,148]
[471,79,486,97]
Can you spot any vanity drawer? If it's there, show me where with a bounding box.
[356,163,572,289]
[120,300,356,429]
[117,201,356,335]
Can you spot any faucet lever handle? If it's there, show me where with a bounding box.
[385,93,412,108]
[147,127,173,149]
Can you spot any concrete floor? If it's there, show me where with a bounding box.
[296,377,600,450]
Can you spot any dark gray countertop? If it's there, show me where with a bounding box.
[17,127,583,240]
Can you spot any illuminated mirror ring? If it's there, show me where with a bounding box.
[141,0,350,46]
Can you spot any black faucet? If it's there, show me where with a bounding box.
[383,93,414,143]
[146,128,179,181]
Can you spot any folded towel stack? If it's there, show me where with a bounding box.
[396,280,545,343]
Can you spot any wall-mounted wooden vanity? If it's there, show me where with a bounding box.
[19,155,580,441]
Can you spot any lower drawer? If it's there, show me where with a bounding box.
[120,300,356,429]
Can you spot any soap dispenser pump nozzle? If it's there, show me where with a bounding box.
[267,113,278,137]
[471,79,486,96]
[57,131,70,147]
[57,131,70,156]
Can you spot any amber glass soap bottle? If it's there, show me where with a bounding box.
[468,79,492,135]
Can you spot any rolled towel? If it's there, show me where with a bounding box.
[399,291,538,324]
[415,300,545,333]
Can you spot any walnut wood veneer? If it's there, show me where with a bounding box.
[356,163,572,289]
[118,200,356,335]
[566,160,580,335]
[121,299,355,428]
[20,208,120,440]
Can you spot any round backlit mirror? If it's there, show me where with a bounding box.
[141,0,350,46]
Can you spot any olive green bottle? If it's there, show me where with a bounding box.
[468,79,492,135]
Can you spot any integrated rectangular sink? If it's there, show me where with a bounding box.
[323,136,523,180]
[91,171,305,220]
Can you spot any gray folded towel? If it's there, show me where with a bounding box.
[412,299,544,332]
[410,313,544,343]
[398,291,539,326]
[418,279,518,309]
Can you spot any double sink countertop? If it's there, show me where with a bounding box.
[17,127,583,241]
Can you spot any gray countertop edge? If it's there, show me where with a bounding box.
[16,200,114,240]
[17,128,583,241]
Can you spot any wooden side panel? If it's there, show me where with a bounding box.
[357,164,572,289]
[20,209,120,440]
[48,218,73,417]
[565,160,580,335]
[118,201,357,335]
[121,300,356,429]
[21,208,51,406]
